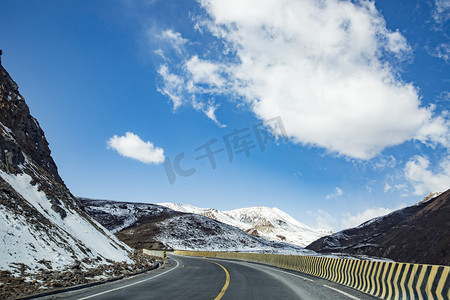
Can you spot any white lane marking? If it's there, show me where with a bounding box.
[323,284,360,300]
[271,268,314,282]
[78,259,180,300]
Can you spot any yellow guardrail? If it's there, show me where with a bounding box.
[174,250,450,300]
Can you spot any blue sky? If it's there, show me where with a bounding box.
[1,0,449,231]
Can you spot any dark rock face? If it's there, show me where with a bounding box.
[306,190,450,266]
[0,55,143,277]
[0,60,75,220]
[0,64,62,182]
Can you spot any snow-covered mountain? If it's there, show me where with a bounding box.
[81,198,316,255]
[158,203,329,247]
[307,190,450,266]
[0,55,132,279]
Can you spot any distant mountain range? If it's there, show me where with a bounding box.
[158,203,330,247]
[81,193,450,266]
[307,190,450,266]
[80,198,315,255]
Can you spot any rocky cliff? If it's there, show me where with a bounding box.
[0,53,155,298]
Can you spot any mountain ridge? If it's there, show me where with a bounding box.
[306,190,450,266]
[80,198,316,255]
[157,203,329,247]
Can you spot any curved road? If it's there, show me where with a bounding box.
[39,254,377,300]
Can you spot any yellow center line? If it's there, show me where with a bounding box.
[204,260,230,300]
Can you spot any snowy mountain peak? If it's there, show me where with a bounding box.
[226,206,311,230]
[157,203,329,247]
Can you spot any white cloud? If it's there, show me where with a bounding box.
[185,56,226,88]
[387,30,411,55]
[373,155,397,170]
[364,179,376,194]
[341,206,401,229]
[293,171,302,177]
[154,49,167,60]
[325,187,343,200]
[308,209,336,232]
[433,43,450,62]
[414,110,450,148]
[433,0,450,24]
[192,99,226,127]
[404,155,450,195]
[157,64,185,109]
[157,57,227,125]
[384,183,392,193]
[311,203,406,231]
[108,132,165,164]
[157,0,449,159]
[204,104,226,127]
[395,183,407,191]
[438,91,450,102]
[160,29,188,54]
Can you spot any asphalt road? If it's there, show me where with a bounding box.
[38,254,378,300]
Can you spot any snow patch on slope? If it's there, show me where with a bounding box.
[417,191,444,204]
[0,171,132,274]
[80,199,168,234]
[155,213,315,255]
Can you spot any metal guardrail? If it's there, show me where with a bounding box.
[175,250,450,300]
